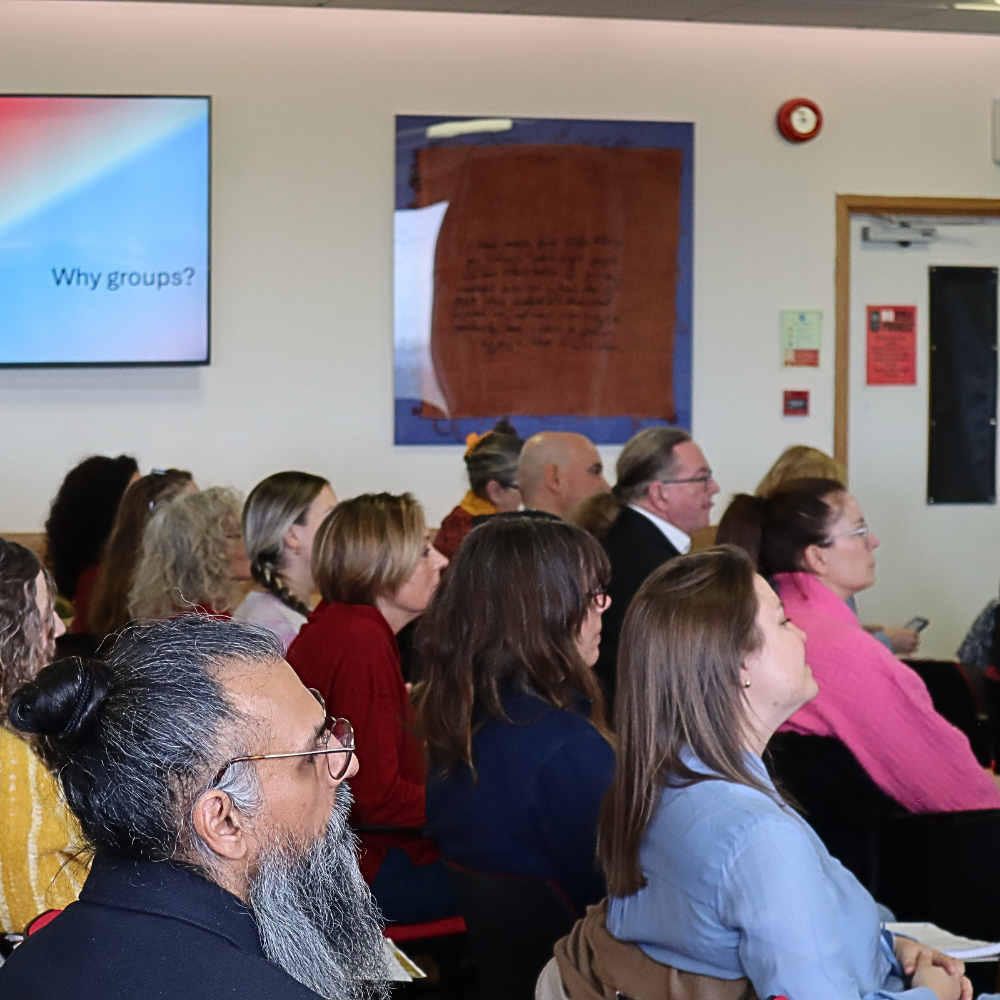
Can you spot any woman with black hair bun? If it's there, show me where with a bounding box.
[0,539,88,933]
[43,454,139,634]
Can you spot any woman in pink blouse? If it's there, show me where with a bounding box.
[717,477,999,814]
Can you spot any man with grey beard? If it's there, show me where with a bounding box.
[0,616,389,1000]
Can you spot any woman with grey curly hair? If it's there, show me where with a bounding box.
[129,487,251,620]
[0,538,88,932]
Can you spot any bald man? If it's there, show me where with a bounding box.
[517,432,610,518]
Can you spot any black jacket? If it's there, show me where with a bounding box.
[595,505,681,705]
[0,852,322,1000]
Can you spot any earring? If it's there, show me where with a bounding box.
[743,679,751,688]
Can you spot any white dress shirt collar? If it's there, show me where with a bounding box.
[628,504,692,554]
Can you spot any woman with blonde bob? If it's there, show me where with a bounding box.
[286,492,456,925]
[542,546,975,1000]
[128,487,250,620]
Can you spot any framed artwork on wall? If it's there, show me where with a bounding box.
[394,114,693,445]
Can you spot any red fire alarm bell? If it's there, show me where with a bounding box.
[777,99,823,143]
[784,390,810,416]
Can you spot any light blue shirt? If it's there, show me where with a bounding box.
[606,748,934,1000]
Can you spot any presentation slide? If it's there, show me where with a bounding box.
[0,95,210,366]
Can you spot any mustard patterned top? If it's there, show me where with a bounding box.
[0,727,89,932]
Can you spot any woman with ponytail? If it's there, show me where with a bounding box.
[234,472,337,652]
[434,418,524,560]
[716,479,999,815]
[0,539,88,932]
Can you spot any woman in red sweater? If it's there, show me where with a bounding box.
[286,491,455,925]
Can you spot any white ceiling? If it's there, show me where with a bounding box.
[146,0,1000,35]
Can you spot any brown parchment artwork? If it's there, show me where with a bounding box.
[413,144,682,421]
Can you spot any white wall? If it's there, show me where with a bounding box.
[3,1,1000,651]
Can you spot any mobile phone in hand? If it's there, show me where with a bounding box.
[904,616,929,633]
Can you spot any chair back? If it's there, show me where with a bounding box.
[767,732,904,891]
[445,861,578,1000]
[902,659,992,765]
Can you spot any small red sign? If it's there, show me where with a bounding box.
[788,349,819,367]
[867,305,916,386]
[783,390,810,416]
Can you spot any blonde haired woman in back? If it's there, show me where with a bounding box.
[129,487,250,620]
[0,539,88,932]
[755,444,846,497]
[234,472,337,652]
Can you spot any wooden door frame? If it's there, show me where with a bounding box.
[834,195,1000,466]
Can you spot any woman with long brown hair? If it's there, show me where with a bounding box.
[415,515,615,915]
[87,469,196,638]
[564,546,970,1000]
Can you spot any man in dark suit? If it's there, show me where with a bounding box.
[593,428,720,704]
[0,617,389,1000]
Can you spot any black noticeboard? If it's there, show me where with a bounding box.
[927,266,998,505]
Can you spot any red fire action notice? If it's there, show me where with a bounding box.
[867,305,916,386]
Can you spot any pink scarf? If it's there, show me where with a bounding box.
[773,572,998,813]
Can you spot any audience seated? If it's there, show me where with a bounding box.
[434,419,524,560]
[44,454,139,632]
[717,478,999,813]
[0,617,388,999]
[756,445,919,655]
[0,539,88,934]
[128,486,250,620]
[286,492,458,926]
[568,427,718,704]
[414,515,614,916]
[87,469,196,639]
[516,432,609,519]
[235,472,337,652]
[541,545,976,1000]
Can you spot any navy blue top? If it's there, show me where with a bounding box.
[425,691,616,915]
[0,852,322,1000]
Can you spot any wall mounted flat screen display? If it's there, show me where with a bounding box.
[0,95,210,366]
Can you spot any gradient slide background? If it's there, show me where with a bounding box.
[0,96,209,365]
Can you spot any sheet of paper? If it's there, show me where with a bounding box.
[781,310,822,367]
[382,938,427,980]
[886,921,1000,961]
[867,304,917,386]
[393,201,451,417]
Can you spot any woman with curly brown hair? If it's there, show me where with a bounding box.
[0,539,88,932]
[44,454,139,634]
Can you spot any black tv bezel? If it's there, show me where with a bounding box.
[0,93,212,370]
